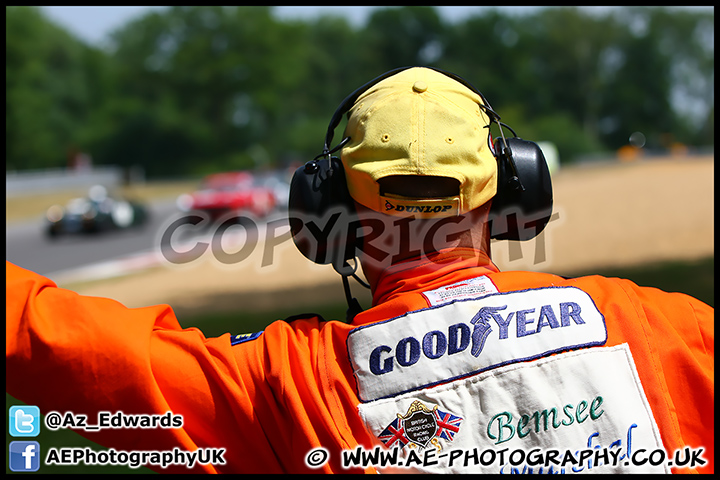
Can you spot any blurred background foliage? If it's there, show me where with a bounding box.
[6,6,714,179]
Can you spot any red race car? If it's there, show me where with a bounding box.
[176,171,277,220]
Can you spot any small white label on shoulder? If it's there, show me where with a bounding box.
[348,286,606,402]
[422,275,498,306]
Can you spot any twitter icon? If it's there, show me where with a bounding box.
[9,405,41,437]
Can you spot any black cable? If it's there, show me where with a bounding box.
[352,272,370,290]
[342,274,363,323]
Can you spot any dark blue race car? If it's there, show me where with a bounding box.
[45,185,149,238]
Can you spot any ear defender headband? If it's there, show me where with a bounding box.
[287,67,553,320]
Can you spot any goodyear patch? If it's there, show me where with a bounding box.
[347,286,606,402]
[230,331,263,346]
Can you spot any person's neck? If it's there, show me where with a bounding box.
[360,219,491,290]
[354,201,493,291]
[364,246,498,307]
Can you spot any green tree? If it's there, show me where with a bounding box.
[278,14,366,163]
[602,7,714,148]
[7,6,712,176]
[439,8,614,162]
[360,7,446,72]
[442,7,713,161]
[513,8,624,145]
[440,9,530,110]
[96,6,325,177]
[6,6,101,170]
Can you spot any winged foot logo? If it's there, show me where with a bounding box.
[469,306,504,356]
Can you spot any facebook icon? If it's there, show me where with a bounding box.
[9,441,41,472]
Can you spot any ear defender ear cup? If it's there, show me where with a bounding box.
[288,156,357,265]
[490,137,553,241]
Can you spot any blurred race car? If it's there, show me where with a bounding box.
[176,171,278,219]
[45,185,149,238]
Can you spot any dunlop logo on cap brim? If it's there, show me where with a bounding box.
[380,195,460,218]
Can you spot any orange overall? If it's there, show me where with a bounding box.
[5,251,714,473]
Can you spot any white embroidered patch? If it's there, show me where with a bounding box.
[357,344,668,474]
[421,275,498,306]
[347,286,606,402]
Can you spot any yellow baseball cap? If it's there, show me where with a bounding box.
[340,67,498,218]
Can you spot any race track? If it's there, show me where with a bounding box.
[8,156,714,319]
[6,200,178,276]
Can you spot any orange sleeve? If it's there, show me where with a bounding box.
[5,261,286,473]
[619,280,714,474]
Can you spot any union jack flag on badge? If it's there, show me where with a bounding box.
[378,417,410,449]
[434,408,463,441]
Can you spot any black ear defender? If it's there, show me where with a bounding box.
[288,66,553,320]
[287,150,356,266]
[289,68,411,268]
[489,132,554,241]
